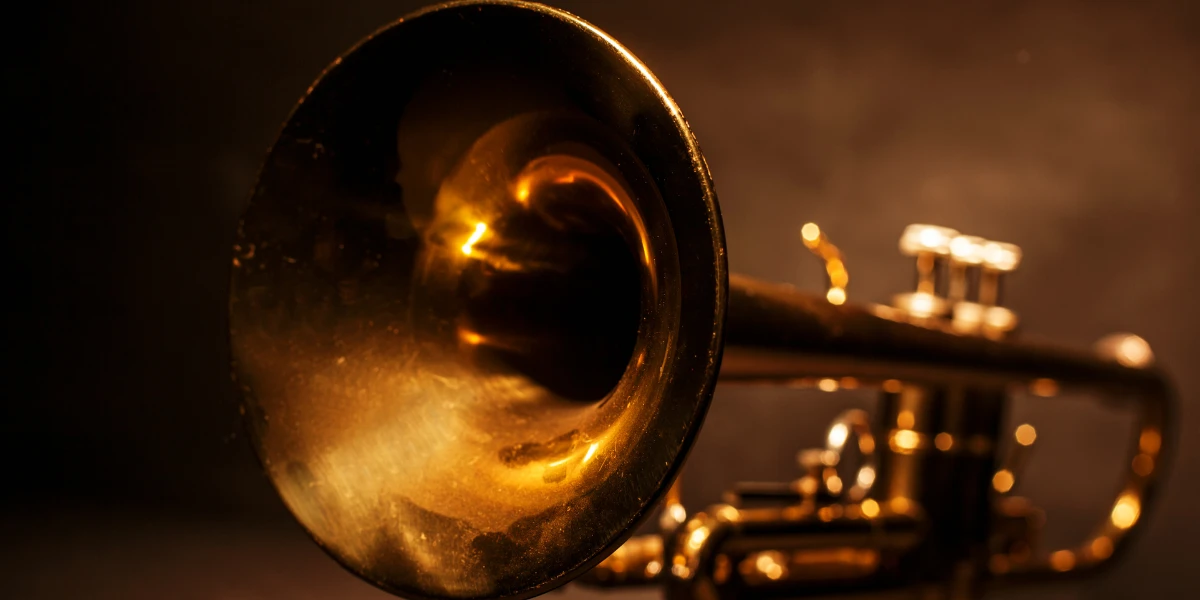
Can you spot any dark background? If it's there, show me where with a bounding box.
[6,1,1198,598]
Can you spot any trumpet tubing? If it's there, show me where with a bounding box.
[228,2,1175,599]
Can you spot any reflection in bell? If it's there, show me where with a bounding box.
[228,2,1177,600]
[1111,494,1141,530]
[460,222,487,256]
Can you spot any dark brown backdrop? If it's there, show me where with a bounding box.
[6,1,1197,598]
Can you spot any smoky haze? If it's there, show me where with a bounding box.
[6,1,1198,599]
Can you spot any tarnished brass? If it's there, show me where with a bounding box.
[231,3,722,598]
[229,2,1175,599]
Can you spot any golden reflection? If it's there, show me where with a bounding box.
[1116,335,1154,367]
[1132,453,1155,477]
[755,552,786,581]
[825,475,844,495]
[981,241,1021,272]
[949,235,985,265]
[802,223,850,303]
[1090,536,1114,560]
[826,286,847,305]
[952,301,983,332]
[686,526,710,551]
[934,432,953,451]
[1111,493,1141,529]
[1096,333,1155,368]
[1014,424,1037,446]
[752,548,880,582]
[839,377,859,389]
[797,476,819,497]
[992,469,1015,493]
[1139,429,1162,454]
[513,179,531,204]
[800,222,821,245]
[818,377,839,392]
[716,505,741,523]
[860,498,880,518]
[889,497,912,515]
[890,429,921,453]
[818,505,843,521]
[1030,378,1059,397]
[547,455,574,468]
[511,153,656,269]
[828,423,849,448]
[901,224,957,254]
[882,379,903,394]
[666,502,687,526]
[460,222,487,256]
[897,409,915,429]
[582,442,600,463]
[645,560,662,577]
[235,106,686,596]
[663,475,682,505]
[983,306,1017,333]
[904,291,939,318]
[827,259,846,284]
[856,466,876,488]
[1049,550,1076,572]
[919,229,944,248]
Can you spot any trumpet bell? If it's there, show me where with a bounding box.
[229,2,726,599]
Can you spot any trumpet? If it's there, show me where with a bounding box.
[227,2,1175,599]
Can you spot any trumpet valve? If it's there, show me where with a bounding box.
[947,234,986,303]
[892,291,950,319]
[976,240,1022,306]
[899,224,959,297]
[946,233,1023,338]
[899,224,959,258]
[952,302,1019,340]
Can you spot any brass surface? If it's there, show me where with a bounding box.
[230,2,723,598]
[229,1,1176,599]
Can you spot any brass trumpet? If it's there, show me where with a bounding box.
[227,2,1174,599]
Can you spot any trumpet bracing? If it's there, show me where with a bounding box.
[227,2,1174,599]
